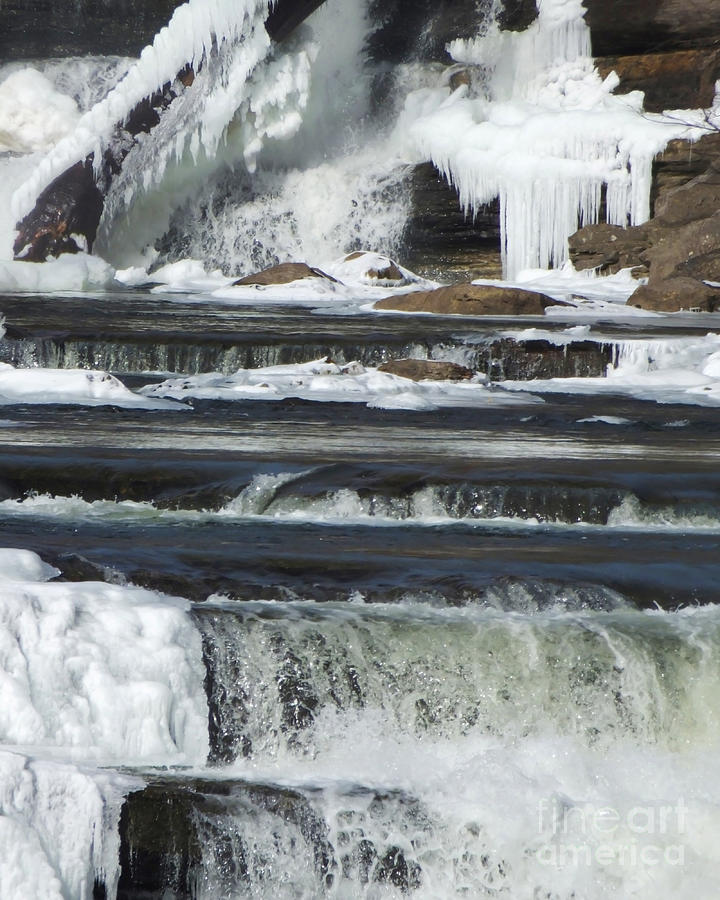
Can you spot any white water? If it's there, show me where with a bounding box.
[1,1,720,896]
[1,545,720,895]
[1,479,719,534]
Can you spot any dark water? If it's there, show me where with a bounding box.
[2,291,720,896]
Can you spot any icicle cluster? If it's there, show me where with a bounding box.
[404,0,698,277]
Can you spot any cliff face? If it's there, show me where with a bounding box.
[0,0,179,59]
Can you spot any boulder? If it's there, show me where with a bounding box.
[375,283,558,316]
[377,358,474,381]
[568,223,652,275]
[644,211,720,281]
[234,262,337,286]
[631,277,720,313]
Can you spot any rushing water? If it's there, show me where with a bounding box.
[1,0,720,897]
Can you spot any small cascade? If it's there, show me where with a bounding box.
[196,601,720,764]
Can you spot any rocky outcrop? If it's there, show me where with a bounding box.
[595,48,720,113]
[377,358,474,381]
[233,262,337,286]
[570,132,720,312]
[0,0,179,59]
[375,283,559,316]
[584,0,720,56]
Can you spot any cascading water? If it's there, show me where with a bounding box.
[2,0,720,896]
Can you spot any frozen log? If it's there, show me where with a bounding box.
[13,0,329,263]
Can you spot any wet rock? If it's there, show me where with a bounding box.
[374,846,422,892]
[378,358,474,381]
[482,337,614,381]
[0,0,180,58]
[366,0,536,63]
[375,283,559,316]
[117,784,202,899]
[403,162,502,282]
[233,262,337,286]
[13,160,104,261]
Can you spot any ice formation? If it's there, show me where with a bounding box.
[0,551,209,763]
[399,0,712,277]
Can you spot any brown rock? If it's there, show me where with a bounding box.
[568,223,651,275]
[234,262,336,286]
[374,283,559,316]
[645,211,720,281]
[449,68,473,92]
[367,263,406,282]
[596,48,720,113]
[655,169,720,227]
[631,277,720,312]
[377,358,474,381]
[584,0,720,56]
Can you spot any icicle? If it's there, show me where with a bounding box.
[404,0,702,277]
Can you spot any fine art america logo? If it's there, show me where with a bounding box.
[537,797,687,868]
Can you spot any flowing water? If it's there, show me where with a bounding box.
[1,0,720,897]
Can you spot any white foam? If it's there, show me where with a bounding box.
[0,69,80,154]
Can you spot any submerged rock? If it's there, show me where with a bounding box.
[233,262,337,286]
[374,283,558,316]
[378,358,474,381]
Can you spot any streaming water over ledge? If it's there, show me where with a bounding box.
[1,0,720,896]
